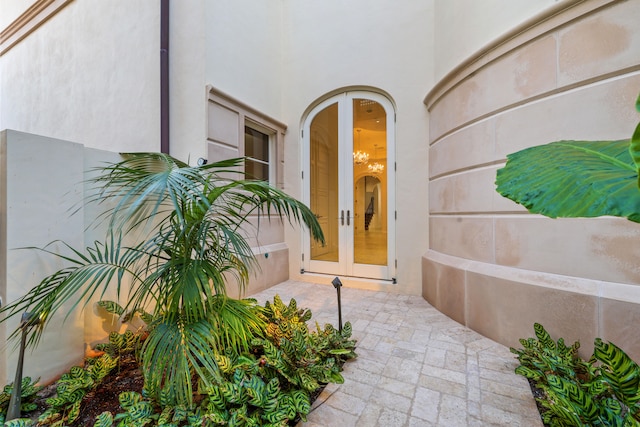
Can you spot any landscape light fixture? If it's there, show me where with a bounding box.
[6,312,43,421]
[331,277,343,332]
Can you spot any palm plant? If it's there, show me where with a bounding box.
[0,153,324,406]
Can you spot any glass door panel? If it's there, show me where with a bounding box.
[352,99,387,266]
[303,91,395,281]
[310,103,339,262]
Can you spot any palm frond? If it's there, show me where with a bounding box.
[0,235,146,347]
[1,152,324,408]
[140,318,222,406]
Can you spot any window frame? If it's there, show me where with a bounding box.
[244,119,275,183]
[207,87,286,188]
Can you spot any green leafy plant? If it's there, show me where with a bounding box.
[513,324,640,426]
[93,300,153,359]
[0,153,324,407]
[196,296,356,426]
[112,391,156,427]
[94,330,141,359]
[496,93,640,221]
[0,376,42,424]
[257,295,357,387]
[84,296,356,426]
[38,353,119,426]
[3,418,34,427]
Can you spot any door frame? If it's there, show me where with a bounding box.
[301,90,396,281]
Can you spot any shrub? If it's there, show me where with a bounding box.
[513,323,640,426]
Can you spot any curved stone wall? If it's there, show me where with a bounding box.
[423,0,640,359]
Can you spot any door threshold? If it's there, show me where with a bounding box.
[297,271,397,290]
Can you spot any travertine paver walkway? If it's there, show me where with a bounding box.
[249,280,543,427]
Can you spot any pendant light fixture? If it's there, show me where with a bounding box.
[353,128,369,165]
[368,144,384,174]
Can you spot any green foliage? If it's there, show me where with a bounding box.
[513,323,640,426]
[0,376,42,419]
[112,391,156,427]
[627,92,640,186]
[77,295,357,427]
[191,296,356,426]
[94,411,115,427]
[496,93,640,222]
[0,153,324,408]
[38,353,119,426]
[254,296,357,391]
[593,339,640,412]
[496,139,640,222]
[3,418,34,427]
[95,330,141,359]
[97,300,154,326]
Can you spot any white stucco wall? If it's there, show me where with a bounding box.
[0,130,85,386]
[433,0,559,81]
[169,0,285,164]
[0,0,32,29]
[205,0,284,118]
[0,1,160,153]
[167,0,206,164]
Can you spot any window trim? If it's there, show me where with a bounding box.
[207,86,287,188]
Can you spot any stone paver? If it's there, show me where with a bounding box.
[249,281,543,427]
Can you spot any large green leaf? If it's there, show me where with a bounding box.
[496,140,640,222]
[630,93,640,188]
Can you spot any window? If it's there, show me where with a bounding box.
[207,87,286,187]
[244,124,271,181]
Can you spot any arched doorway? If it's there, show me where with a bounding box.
[301,91,396,281]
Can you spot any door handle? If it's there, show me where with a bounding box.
[347,210,350,226]
[341,210,344,226]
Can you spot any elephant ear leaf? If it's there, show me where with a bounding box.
[496,139,640,222]
[630,92,640,188]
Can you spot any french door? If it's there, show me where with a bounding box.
[302,92,395,281]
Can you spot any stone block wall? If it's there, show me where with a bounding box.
[423,0,640,359]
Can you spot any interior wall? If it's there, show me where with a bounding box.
[423,0,640,360]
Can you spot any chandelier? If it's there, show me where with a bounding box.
[367,144,384,174]
[353,150,369,165]
[368,162,384,174]
[353,129,369,165]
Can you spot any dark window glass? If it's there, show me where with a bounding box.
[244,126,270,181]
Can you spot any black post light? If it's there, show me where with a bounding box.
[331,277,343,332]
[6,312,42,421]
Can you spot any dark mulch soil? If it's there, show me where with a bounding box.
[71,355,145,426]
[528,378,549,426]
[22,355,324,426]
[23,354,144,426]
